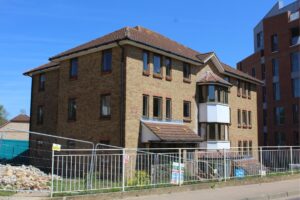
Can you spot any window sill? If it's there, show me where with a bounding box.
[242,94,247,98]
[101,71,112,75]
[100,115,111,120]
[183,118,191,123]
[237,93,241,97]
[166,76,172,81]
[68,119,76,122]
[153,73,163,79]
[183,78,191,83]
[238,125,241,128]
[242,124,247,129]
[69,77,78,81]
[143,70,150,76]
[248,125,252,129]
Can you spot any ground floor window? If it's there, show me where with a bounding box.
[199,123,228,141]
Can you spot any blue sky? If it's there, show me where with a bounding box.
[0,0,295,118]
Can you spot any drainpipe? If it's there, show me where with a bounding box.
[117,41,126,147]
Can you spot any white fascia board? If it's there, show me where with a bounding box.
[26,65,60,77]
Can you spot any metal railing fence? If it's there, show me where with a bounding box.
[51,146,300,196]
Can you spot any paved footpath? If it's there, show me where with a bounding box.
[124,179,300,200]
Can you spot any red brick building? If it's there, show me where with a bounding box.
[237,0,300,146]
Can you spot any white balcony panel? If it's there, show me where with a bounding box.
[199,103,230,123]
[200,141,230,150]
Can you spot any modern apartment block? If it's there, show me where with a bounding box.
[24,26,262,153]
[237,0,300,146]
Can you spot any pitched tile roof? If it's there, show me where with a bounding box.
[24,26,262,83]
[10,114,30,123]
[143,122,202,143]
[197,71,232,86]
[23,61,59,75]
[221,63,262,83]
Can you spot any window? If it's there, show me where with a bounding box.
[257,31,263,48]
[251,68,256,77]
[290,27,300,46]
[261,64,266,80]
[68,98,76,121]
[165,57,172,79]
[263,87,266,102]
[243,141,248,155]
[274,107,285,125]
[291,52,300,73]
[237,80,241,96]
[272,59,279,77]
[142,95,149,118]
[38,73,46,91]
[292,78,300,97]
[153,96,162,119]
[200,123,227,141]
[238,141,242,155]
[153,54,162,75]
[166,98,172,119]
[271,34,278,52]
[273,82,280,101]
[143,51,150,73]
[199,85,228,104]
[247,83,251,99]
[263,109,267,126]
[248,111,252,127]
[294,131,299,146]
[242,82,247,97]
[37,105,44,125]
[275,132,285,146]
[224,76,230,82]
[100,94,111,118]
[102,49,112,72]
[183,101,191,120]
[242,110,247,127]
[293,104,299,124]
[70,58,78,79]
[183,63,191,80]
[237,109,241,127]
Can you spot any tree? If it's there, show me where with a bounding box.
[0,105,8,126]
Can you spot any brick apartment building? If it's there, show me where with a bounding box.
[237,0,300,146]
[24,26,262,153]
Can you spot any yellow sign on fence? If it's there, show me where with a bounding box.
[52,143,61,151]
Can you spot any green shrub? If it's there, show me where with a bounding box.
[127,170,150,186]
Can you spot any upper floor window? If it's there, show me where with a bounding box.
[251,68,256,77]
[37,105,44,125]
[100,94,111,118]
[183,63,191,80]
[242,110,247,127]
[183,101,191,120]
[153,96,162,119]
[237,80,241,96]
[293,104,299,124]
[165,57,172,79]
[242,81,247,97]
[38,73,46,91]
[70,58,78,79]
[199,85,228,104]
[237,109,241,127]
[290,27,300,46]
[143,51,150,74]
[271,34,278,52]
[68,98,76,121]
[263,109,267,126]
[261,64,266,80]
[257,31,263,48]
[102,49,112,73]
[292,78,300,97]
[273,82,281,101]
[274,107,285,125]
[153,54,162,75]
[272,59,279,77]
[291,52,300,73]
[247,83,251,99]
[248,111,252,127]
[166,98,172,120]
[142,95,149,118]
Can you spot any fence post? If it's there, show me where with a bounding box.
[122,148,125,192]
[260,147,263,177]
[223,148,226,182]
[290,146,293,174]
[178,148,182,186]
[50,149,54,198]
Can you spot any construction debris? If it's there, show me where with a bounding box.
[0,164,53,191]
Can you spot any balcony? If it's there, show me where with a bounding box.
[199,103,230,123]
[199,140,230,150]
